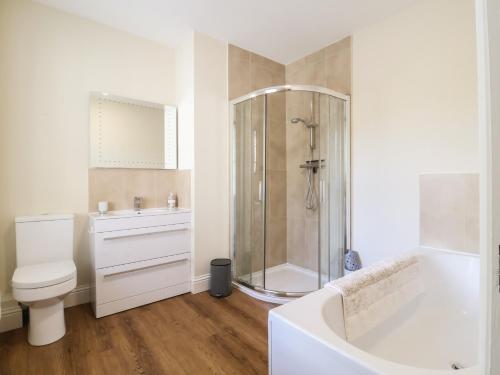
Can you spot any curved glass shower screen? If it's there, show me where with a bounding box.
[230,85,350,300]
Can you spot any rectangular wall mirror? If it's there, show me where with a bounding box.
[89,93,177,169]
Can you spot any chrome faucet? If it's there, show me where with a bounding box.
[133,196,143,212]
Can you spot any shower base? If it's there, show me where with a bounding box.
[234,263,326,304]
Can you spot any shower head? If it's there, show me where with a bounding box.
[291,117,317,151]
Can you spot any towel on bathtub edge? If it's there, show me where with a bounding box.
[325,253,424,341]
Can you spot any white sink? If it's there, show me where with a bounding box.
[89,207,190,220]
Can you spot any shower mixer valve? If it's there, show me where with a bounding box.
[299,159,325,174]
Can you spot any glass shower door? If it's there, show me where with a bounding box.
[233,96,266,289]
[231,85,350,300]
[319,94,348,283]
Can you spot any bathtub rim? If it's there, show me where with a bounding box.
[269,247,479,375]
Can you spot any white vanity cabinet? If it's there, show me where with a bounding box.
[89,209,191,318]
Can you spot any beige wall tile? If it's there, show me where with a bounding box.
[266,217,287,268]
[154,170,174,208]
[229,44,288,273]
[287,217,306,266]
[286,37,351,95]
[250,64,285,91]
[228,44,250,61]
[250,52,284,74]
[267,91,286,121]
[286,58,306,77]
[420,173,479,252]
[228,45,251,100]
[267,124,286,171]
[89,168,191,211]
[324,36,351,59]
[305,49,325,65]
[325,52,350,93]
[267,171,287,219]
[230,39,351,275]
[175,169,192,208]
[304,214,319,270]
[228,43,285,99]
[284,38,351,271]
[464,177,479,250]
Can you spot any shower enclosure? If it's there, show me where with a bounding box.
[230,85,350,303]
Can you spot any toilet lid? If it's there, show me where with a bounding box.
[12,260,76,289]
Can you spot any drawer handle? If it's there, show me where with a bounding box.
[102,258,188,278]
[103,225,188,241]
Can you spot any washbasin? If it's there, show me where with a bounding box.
[89,207,190,219]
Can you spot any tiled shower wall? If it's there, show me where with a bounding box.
[228,45,285,100]
[228,45,287,271]
[286,37,351,93]
[285,37,351,271]
[228,37,351,274]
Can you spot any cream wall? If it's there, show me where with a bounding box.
[175,32,229,279]
[192,33,229,277]
[351,0,478,265]
[476,0,500,370]
[176,33,195,171]
[0,0,176,298]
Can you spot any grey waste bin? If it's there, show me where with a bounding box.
[209,258,232,297]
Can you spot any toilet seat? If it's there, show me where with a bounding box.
[12,275,76,304]
[12,260,76,289]
[12,260,77,304]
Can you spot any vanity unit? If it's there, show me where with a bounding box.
[89,208,191,318]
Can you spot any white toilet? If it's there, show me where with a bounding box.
[11,214,77,346]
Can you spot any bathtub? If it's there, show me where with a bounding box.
[268,247,479,374]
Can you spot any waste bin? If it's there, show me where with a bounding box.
[209,258,232,297]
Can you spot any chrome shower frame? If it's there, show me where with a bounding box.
[229,84,351,302]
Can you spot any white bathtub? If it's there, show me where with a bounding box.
[268,247,479,374]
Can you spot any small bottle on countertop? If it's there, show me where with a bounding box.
[98,201,108,215]
[167,192,177,210]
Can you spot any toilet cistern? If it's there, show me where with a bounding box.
[11,214,76,346]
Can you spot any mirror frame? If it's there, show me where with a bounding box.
[89,92,177,170]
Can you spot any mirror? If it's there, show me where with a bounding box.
[89,93,177,169]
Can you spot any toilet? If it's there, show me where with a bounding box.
[12,214,77,346]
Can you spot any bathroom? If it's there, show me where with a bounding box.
[0,0,499,374]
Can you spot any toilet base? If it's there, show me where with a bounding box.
[28,297,66,346]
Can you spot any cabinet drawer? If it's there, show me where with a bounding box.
[92,212,191,233]
[95,253,190,305]
[94,223,190,269]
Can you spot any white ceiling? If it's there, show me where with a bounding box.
[34,0,417,64]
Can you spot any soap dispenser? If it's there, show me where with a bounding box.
[167,192,177,209]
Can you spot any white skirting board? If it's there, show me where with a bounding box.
[0,277,203,333]
[64,284,92,309]
[0,301,22,334]
[0,284,91,333]
[191,274,210,294]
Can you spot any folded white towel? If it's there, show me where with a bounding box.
[325,253,424,341]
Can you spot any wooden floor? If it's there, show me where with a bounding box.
[0,290,276,375]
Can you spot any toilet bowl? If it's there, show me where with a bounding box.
[12,260,76,346]
[12,214,76,346]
